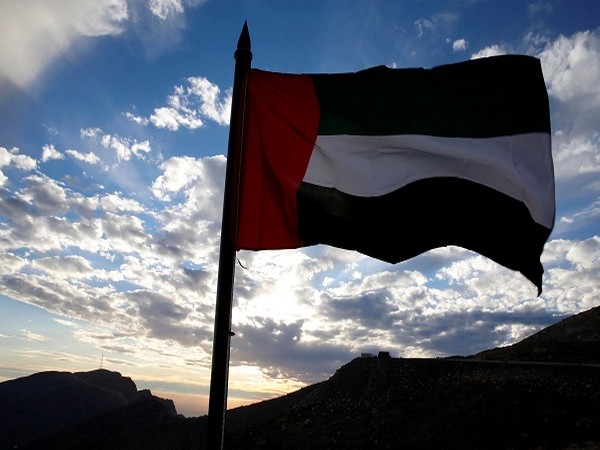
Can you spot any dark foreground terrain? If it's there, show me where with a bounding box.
[2,306,599,449]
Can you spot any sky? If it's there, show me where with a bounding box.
[1,0,599,418]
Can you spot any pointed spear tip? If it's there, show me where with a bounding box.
[237,20,251,51]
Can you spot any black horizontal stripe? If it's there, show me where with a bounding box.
[311,55,550,138]
[296,177,552,293]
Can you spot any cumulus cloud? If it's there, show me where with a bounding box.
[539,30,600,116]
[536,30,600,194]
[141,77,232,130]
[41,144,64,162]
[451,38,468,52]
[0,147,37,171]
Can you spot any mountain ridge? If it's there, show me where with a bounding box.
[3,305,599,449]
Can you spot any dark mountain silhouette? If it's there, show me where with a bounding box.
[0,369,176,449]
[471,305,600,363]
[3,306,599,450]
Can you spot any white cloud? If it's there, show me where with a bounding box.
[188,77,232,125]
[149,0,184,20]
[99,193,145,213]
[0,0,128,89]
[0,0,207,90]
[65,149,101,165]
[151,155,225,205]
[41,144,64,162]
[148,0,206,20]
[0,147,13,168]
[536,31,600,187]
[21,329,46,342]
[539,30,600,109]
[452,38,468,52]
[150,107,203,131]
[147,77,232,130]
[80,127,103,138]
[99,134,151,162]
[0,147,37,171]
[471,44,507,59]
[123,112,149,126]
[414,18,434,37]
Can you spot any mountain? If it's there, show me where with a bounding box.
[0,369,177,449]
[471,305,600,363]
[4,306,600,449]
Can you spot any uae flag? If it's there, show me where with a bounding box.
[234,55,554,294]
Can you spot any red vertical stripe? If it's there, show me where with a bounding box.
[235,70,320,250]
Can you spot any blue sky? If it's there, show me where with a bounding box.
[1,0,599,417]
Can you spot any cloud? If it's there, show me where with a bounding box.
[0,147,37,171]
[41,144,64,162]
[149,0,184,20]
[536,30,600,196]
[414,18,434,37]
[100,134,151,162]
[452,38,468,52]
[80,129,151,162]
[149,107,203,131]
[539,30,600,120]
[0,0,128,89]
[65,149,101,165]
[414,13,459,38]
[151,155,224,202]
[1,147,37,187]
[99,193,145,213]
[471,44,507,59]
[21,329,46,342]
[33,255,94,278]
[144,77,232,130]
[80,127,102,138]
[123,112,149,126]
[0,0,207,90]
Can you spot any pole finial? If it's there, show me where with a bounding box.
[237,20,251,53]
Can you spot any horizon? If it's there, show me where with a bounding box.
[1,0,600,418]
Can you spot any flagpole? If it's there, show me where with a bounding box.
[207,21,251,450]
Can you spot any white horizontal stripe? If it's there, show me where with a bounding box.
[304,133,554,228]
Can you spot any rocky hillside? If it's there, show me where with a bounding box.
[4,306,600,450]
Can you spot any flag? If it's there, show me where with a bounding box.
[235,55,554,294]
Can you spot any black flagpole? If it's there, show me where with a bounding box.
[207,21,251,450]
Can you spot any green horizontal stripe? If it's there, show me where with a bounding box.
[311,55,550,138]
